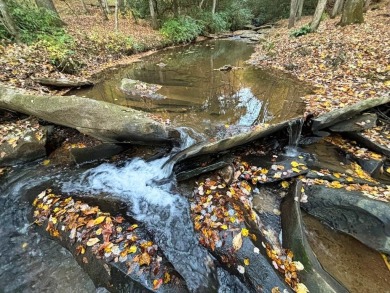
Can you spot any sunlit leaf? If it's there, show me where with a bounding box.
[244,258,250,266]
[87,237,100,246]
[232,232,243,251]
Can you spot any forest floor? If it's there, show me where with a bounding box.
[0,2,164,93]
[250,7,390,118]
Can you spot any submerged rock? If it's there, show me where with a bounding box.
[120,78,166,100]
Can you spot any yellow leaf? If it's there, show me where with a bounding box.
[128,245,137,254]
[291,161,299,168]
[153,279,163,290]
[163,272,171,284]
[221,224,228,230]
[386,168,390,174]
[346,177,354,182]
[296,283,309,293]
[281,181,290,189]
[241,228,249,237]
[330,181,343,189]
[292,168,300,173]
[86,237,100,246]
[94,216,106,225]
[42,159,50,166]
[233,232,243,251]
[244,258,250,266]
[333,172,341,178]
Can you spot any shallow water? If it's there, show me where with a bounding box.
[72,40,308,137]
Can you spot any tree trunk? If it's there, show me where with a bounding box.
[288,0,299,28]
[0,0,20,42]
[149,0,158,29]
[331,0,344,18]
[118,0,125,15]
[102,0,110,14]
[212,0,217,14]
[310,0,328,31]
[81,0,90,14]
[35,0,60,18]
[340,0,364,25]
[199,0,205,9]
[296,0,305,20]
[114,0,119,32]
[173,0,179,17]
[363,0,371,12]
[98,0,109,20]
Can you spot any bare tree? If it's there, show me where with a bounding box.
[98,0,109,20]
[310,0,328,31]
[288,0,299,28]
[81,0,90,14]
[115,0,119,32]
[212,0,217,14]
[149,0,158,29]
[296,0,305,20]
[35,0,61,18]
[0,0,20,42]
[363,0,371,12]
[331,0,344,18]
[341,0,364,25]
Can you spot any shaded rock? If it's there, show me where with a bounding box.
[176,160,231,182]
[49,142,125,165]
[345,131,390,157]
[301,184,390,254]
[356,156,386,177]
[311,96,390,131]
[281,181,349,293]
[329,113,377,132]
[120,78,166,100]
[0,120,47,166]
[306,170,378,186]
[0,84,179,144]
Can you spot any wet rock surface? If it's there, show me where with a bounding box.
[0,118,47,166]
[302,184,390,254]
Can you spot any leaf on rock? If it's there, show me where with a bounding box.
[233,232,243,251]
[86,237,100,246]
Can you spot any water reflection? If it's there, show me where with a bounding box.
[72,40,308,137]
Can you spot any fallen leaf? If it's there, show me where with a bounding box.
[233,232,243,251]
[86,237,100,246]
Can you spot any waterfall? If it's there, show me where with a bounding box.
[284,118,304,157]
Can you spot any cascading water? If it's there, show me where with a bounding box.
[62,129,219,292]
[284,118,304,157]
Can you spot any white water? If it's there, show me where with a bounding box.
[284,118,304,157]
[62,129,217,291]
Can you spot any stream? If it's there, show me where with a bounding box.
[1,40,389,292]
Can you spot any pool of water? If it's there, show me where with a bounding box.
[72,40,308,137]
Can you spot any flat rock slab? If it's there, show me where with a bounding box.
[32,192,189,293]
[329,113,377,132]
[301,184,390,254]
[311,96,390,131]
